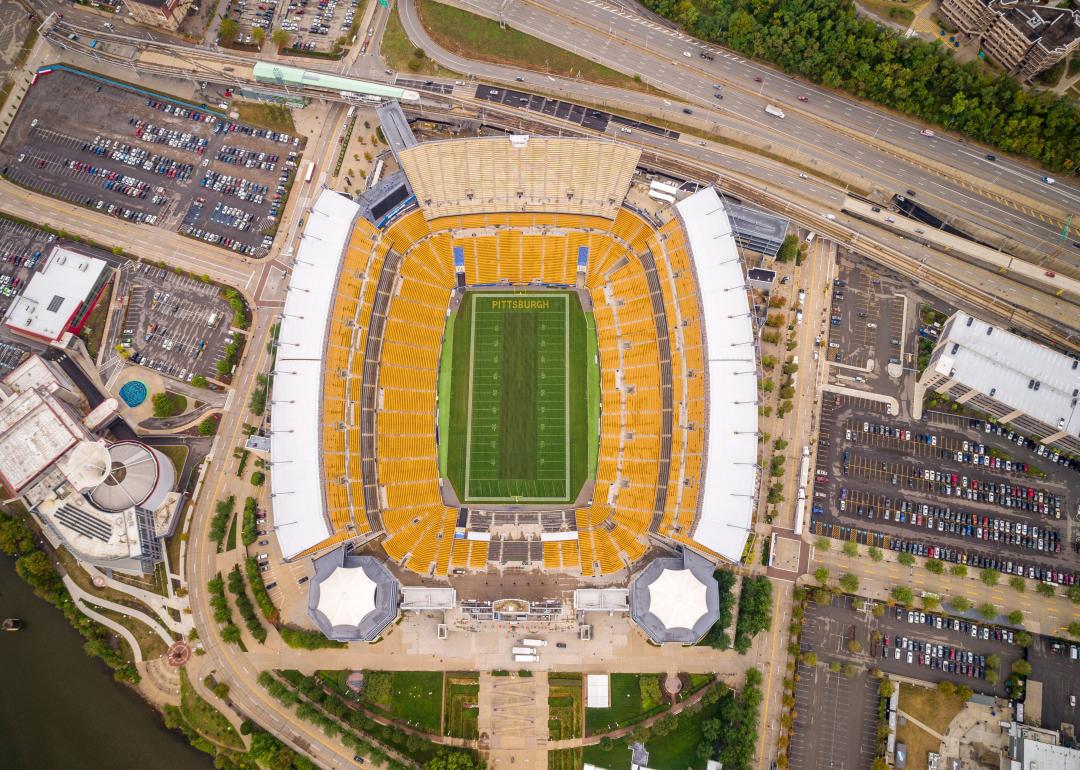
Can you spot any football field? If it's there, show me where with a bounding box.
[443,290,593,503]
[465,293,570,501]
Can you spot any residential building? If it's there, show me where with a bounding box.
[939,0,1080,79]
[917,311,1080,454]
[125,0,195,32]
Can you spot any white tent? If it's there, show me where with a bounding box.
[647,568,709,631]
[314,566,378,628]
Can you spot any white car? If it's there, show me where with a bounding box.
[682,51,692,58]
[1042,176,1056,185]
[920,129,934,137]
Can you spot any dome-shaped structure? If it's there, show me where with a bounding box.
[60,440,112,491]
[88,441,175,512]
[629,549,720,645]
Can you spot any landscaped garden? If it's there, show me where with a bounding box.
[359,670,444,734]
[445,672,481,739]
[548,673,583,740]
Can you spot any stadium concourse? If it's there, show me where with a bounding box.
[269,135,758,582]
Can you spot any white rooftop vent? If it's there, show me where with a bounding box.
[508,135,530,148]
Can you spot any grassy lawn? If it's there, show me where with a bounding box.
[179,669,244,750]
[585,673,665,736]
[233,101,296,134]
[78,280,112,360]
[447,291,589,503]
[445,673,480,739]
[417,0,650,93]
[548,673,583,740]
[155,443,189,479]
[361,671,444,733]
[382,4,460,77]
[899,683,966,735]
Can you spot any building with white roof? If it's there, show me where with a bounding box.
[918,311,1080,454]
[674,187,759,562]
[0,353,179,574]
[270,189,360,560]
[1008,720,1080,770]
[629,548,720,644]
[307,547,400,642]
[2,246,111,343]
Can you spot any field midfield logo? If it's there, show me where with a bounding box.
[489,298,551,311]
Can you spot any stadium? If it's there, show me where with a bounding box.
[270,135,758,586]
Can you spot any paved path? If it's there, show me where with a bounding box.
[68,587,145,663]
[84,562,193,636]
[64,574,175,648]
[897,709,945,741]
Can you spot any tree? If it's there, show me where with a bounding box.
[1066,621,1080,639]
[191,374,209,388]
[271,27,291,48]
[198,416,218,436]
[986,654,1000,671]
[879,679,895,697]
[977,602,998,621]
[814,566,830,585]
[980,568,1000,586]
[1036,582,1056,598]
[1014,631,1033,647]
[921,595,940,611]
[250,471,265,487]
[950,564,968,578]
[252,26,265,44]
[1006,610,1024,626]
[1066,585,1080,604]
[842,541,858,558]
[839,573,859,592]
[950,595,971,612]
[924,559,944,574]
[777,234,800,263]
[800,651,817,666]
[847,639,862,654]
[897,552,915,567]
[1011,659,1032,677]
[1009,576,1026,593]
[891,586,913,606]
[219,17,239,42]
[152,392,187,418]
[868,546,883,562]
[774,438,788,450]
[814,536,831,551]
[425,750,477,770]
[937,680,956,696]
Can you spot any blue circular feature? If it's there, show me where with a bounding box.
[119,380,147,408]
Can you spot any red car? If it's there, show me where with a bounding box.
[753,76,763,83]
[797,95,808,102]
[1045,270,1056,278]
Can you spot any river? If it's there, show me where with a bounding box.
[0,555,213,770]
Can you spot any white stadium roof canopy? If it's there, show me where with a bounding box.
[675,187,758,562]
[271,189,359,560]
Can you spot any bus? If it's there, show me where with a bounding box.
[304,160,315,183]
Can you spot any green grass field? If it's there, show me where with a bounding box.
[444,673,480,739]
[445,291,593,503]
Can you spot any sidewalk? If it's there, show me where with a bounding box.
[64,574,174,648]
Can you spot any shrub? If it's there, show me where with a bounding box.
[152,392,187,418]
[250,471,265,487]
[198,416,218,436]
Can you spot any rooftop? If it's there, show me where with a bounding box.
[2,247,108,342]
[930,311,1080,437]
[0,389,84,493]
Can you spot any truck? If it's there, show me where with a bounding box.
[513,654,539,662]
[206,312,219,328]
[521,638,547,647]
[764,105,785,119]
[511,647,535,655]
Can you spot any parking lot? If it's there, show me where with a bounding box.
[823,261,906,372]
[108,262,240,384]
[0,215,61,321]
[789,660,880,770]
[1,68,301,257]
[1029,635,1080,733]
[279,0,362,54]
[801,596,1023,700]
[812,396,1078,583]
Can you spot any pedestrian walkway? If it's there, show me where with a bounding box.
[64,574,175,648]
[83,562,193,636]
[68,587,145,663]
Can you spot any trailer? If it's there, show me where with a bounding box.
[521,638,547,647]
[764,104,785,118]
[513,653,539,662]
[511,647,535,655]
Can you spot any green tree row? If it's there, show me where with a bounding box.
[640,0,1080,170]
